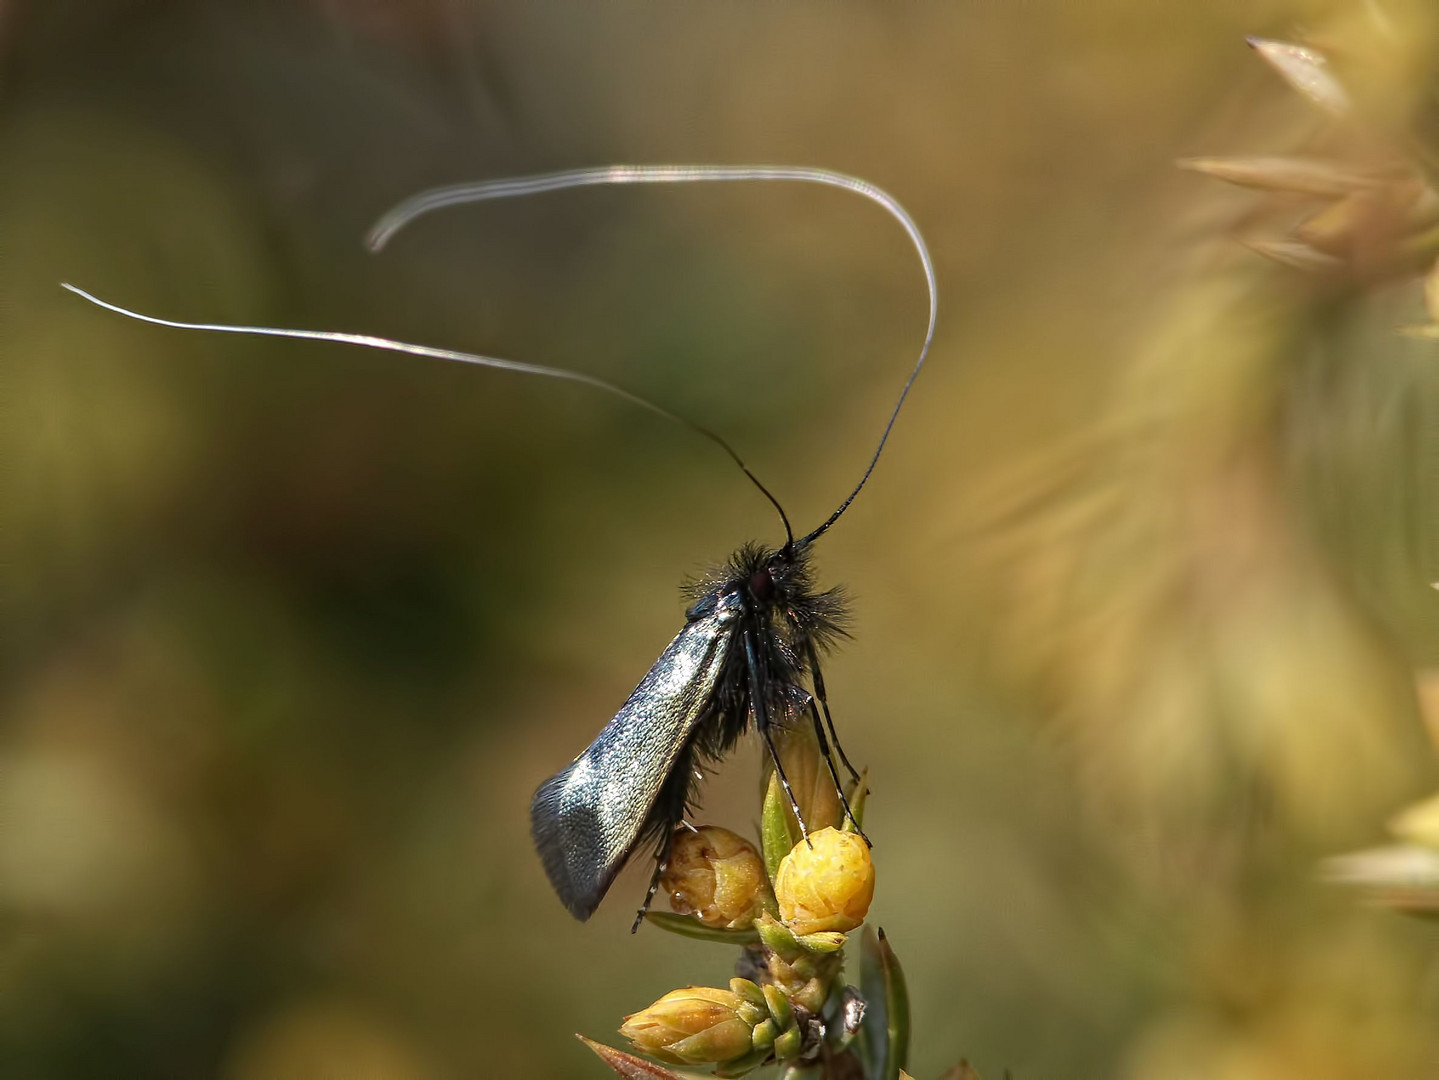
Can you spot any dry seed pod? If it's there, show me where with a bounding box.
[661,826,768,930]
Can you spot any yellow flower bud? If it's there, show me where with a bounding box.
[619,986,763,1066]
[774,827,874,936]
[661,826,767,930]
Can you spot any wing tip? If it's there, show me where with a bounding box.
[530,771,605,921]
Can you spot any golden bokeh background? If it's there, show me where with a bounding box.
[6,1,1439,1077]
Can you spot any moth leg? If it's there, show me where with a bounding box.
[632,829,675,934]
[806,639,861,782]
[799,689,872,847]
[746,630,812,845]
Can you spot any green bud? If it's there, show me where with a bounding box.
[620,986,765,1066]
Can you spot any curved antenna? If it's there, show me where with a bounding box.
[367,165,936,546]
[60,282,793,545]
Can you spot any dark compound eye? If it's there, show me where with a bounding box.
[749,569,776,602]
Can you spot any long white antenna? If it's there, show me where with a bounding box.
[65,164,937,542]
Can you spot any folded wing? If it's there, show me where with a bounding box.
[530,610,734,919]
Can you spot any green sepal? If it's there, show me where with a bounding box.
[730,977,768,1008]
[756,912,800,956]
[761,984,795,1030]
[859,926,910,1080]
[795,930,848,954]
[643,911,761,945]
[773,1025,803,1061]
[750,1018,778,1052]
[714,1047,771,1079]
[763,769,799,882]
[842,769,870,834]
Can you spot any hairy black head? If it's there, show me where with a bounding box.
[684,541,849,656]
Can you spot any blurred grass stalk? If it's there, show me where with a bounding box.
[955,12,1439,1074]
[972,8,1439,845]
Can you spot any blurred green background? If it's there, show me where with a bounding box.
[7,1,1439,1077]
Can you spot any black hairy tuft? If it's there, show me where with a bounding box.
[681,539,851,770]
[682,540,849,652]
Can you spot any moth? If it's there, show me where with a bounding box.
[63,163,936,927]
